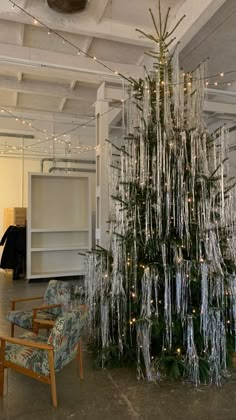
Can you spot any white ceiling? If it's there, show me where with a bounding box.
[0,0,235,162]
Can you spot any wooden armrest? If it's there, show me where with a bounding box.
[10,296,44,304]
[0,335,53,351]
[33,303,62,311]
[33,303,62,319]
[10,296,44,310]
[33,319,55,327]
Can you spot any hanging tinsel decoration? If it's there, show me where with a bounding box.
[85,1,236,385]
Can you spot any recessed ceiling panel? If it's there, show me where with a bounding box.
[88,38,147,65]
[0,90,17,107]
[103,0,180,27]
[24,25,88,55]
[63,99,94,116]
[22,72,70,87]
[17,92,61,111]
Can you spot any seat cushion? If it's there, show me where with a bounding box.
[6,310,57,330]
[5,333,51,376]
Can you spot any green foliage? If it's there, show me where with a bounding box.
[159,354,185,380]
[88,342,136,369]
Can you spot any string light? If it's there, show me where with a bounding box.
[8,1,236,86]
[0,90,133,155]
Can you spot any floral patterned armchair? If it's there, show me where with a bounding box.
[0,308,87,408]
[6,280,74,336]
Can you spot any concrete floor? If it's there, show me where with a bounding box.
[1,274,236,419]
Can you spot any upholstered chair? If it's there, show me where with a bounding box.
[0,308,87,408]
[6,280,74,336]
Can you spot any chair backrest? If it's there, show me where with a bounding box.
[47,309,87,372]
[43,280,73,315]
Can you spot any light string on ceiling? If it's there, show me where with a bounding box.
[9,0,121,78]
[0,93,131,155]
[2,0,236,157]
[8,1,236,87]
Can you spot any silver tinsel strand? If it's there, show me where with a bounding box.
[84,38,236,385]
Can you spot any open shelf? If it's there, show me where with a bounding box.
[31,246,88,252]
[27,173,91,280]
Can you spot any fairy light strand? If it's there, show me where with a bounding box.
[8,1,236,87]
[0,92,132,154]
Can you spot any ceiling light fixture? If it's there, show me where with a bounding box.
[46,0,88,14]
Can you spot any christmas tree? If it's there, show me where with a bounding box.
[85,2,236,384]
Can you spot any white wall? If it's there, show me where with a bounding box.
[0,155,96,244]
[0,156,40,238]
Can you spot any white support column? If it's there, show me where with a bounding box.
[95,82,126,247]
[95,95,109,248]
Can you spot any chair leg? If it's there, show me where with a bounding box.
[0,341,5,396]
[11,323,14,338]
[48,349,57,408]
[77,339,84,380]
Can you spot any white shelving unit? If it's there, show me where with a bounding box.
[27,173,91,279]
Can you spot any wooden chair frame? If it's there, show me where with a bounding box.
[0,319,84,408]
[9,296,63,337]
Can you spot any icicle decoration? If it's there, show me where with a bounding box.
[185,316,200,385]
[200,263,209,347]
[229,275,236,350]
[84,5,236,386]
[208,310,227,385]
[137,321,153,381]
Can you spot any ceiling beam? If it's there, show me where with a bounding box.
[0,61,101,85]
[81,36,93,57]
[0,42,143,81]
[16,22,25,46]
[90,0,110,23]
[59,97,67,112]
[0,75,97,102]
[170,0,227,51]
[206,88,236,98]
[204,100,236,115]
[0,1,153,47]
[0,107,97,124]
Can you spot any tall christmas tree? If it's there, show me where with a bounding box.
[85,2,236,384]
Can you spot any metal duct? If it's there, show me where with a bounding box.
[49,166,96,173]
[41,157,95,172]
[0,133,34,139]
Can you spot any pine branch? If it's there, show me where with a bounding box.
[163,7,171,37]
[166,14,186,39]
[149,8,160,38]
[135,28,159,44]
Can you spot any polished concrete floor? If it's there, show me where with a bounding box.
[1,273,236,419]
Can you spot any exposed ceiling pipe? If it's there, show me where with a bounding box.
[41,157,95,172]
[49,166,96,173]
[0,133,34,139]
